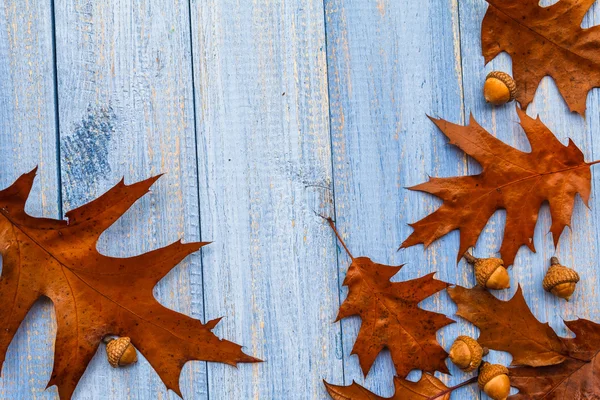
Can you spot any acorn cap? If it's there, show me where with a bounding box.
[543,264,580,292]
[478,362,509,389]
[106,337,137,368]
[449,336,485,372]
[486,71,517,101]
[474,258,504,287]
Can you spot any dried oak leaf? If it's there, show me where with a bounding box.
[482,0,600,115]
[401,108,595,266]
[330,221,453,378]
[510,319,600,399]
[0,170,259,399]
[449,285,600,398]
[448,285,568,367]
[324,374,450,400]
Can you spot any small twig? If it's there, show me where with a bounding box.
[316,213,353,259]
[425,376,478,400]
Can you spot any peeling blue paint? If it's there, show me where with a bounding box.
[61,105,116,210]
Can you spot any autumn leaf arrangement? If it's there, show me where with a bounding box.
[2,0,600,399]
[325,0,600,398]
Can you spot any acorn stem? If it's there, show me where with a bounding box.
[102,336,115,344]
[482,347,489,356]
[425,376,479,400]
[550,256,560,266]
[463,252,478,264]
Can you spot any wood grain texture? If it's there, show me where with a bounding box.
[190,1,342,399]
[53,0,205,398]
[0,1,59,399]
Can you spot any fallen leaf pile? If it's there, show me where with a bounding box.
[0,170,259,399]
[401,108,595,266]
[482,0,600,115]
[449,285,600,398]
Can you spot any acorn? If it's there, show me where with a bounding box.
[543,257,580,301]
[483,71,517,106]
[448,335,488,372]
[478,362,511,400]
[464,252,510,290]
[104,336,138,368]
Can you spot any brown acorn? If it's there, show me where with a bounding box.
[543,257,580,301]
[464,252,510,290]
[483,71,517,106]
[478,362,511,400]
[104,336,138,368]
[448,335,488,372]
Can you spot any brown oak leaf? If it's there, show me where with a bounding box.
[328,219,453,378]
[448,285,568,367]
[482,0,600,115]
[324,374,451,400]
[401,108,596,266]
[449,285,600,398]
[510,319,600,399]
[0,170,260,399]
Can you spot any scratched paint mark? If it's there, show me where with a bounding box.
[376,0,386,17]
[61,105,116,211]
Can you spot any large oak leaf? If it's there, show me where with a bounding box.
[324,374,450,400]
[401,108,594,266]
[0,170,259,399]
[482,0,600,114]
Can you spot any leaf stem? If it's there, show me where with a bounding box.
[587,159,600,166]
[425,376,478,400]
[564,353,593,363]
[322,216,353,259]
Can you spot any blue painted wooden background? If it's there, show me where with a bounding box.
[0,0,599,398]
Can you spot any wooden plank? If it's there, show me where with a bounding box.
[0,1,59,399]
[324,0,481,398]
[458,3,600,399]
[53,0,205,398]
[189,1,342,399]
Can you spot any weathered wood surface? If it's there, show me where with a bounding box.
[0,1,59,399]
[0,0,599,399]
